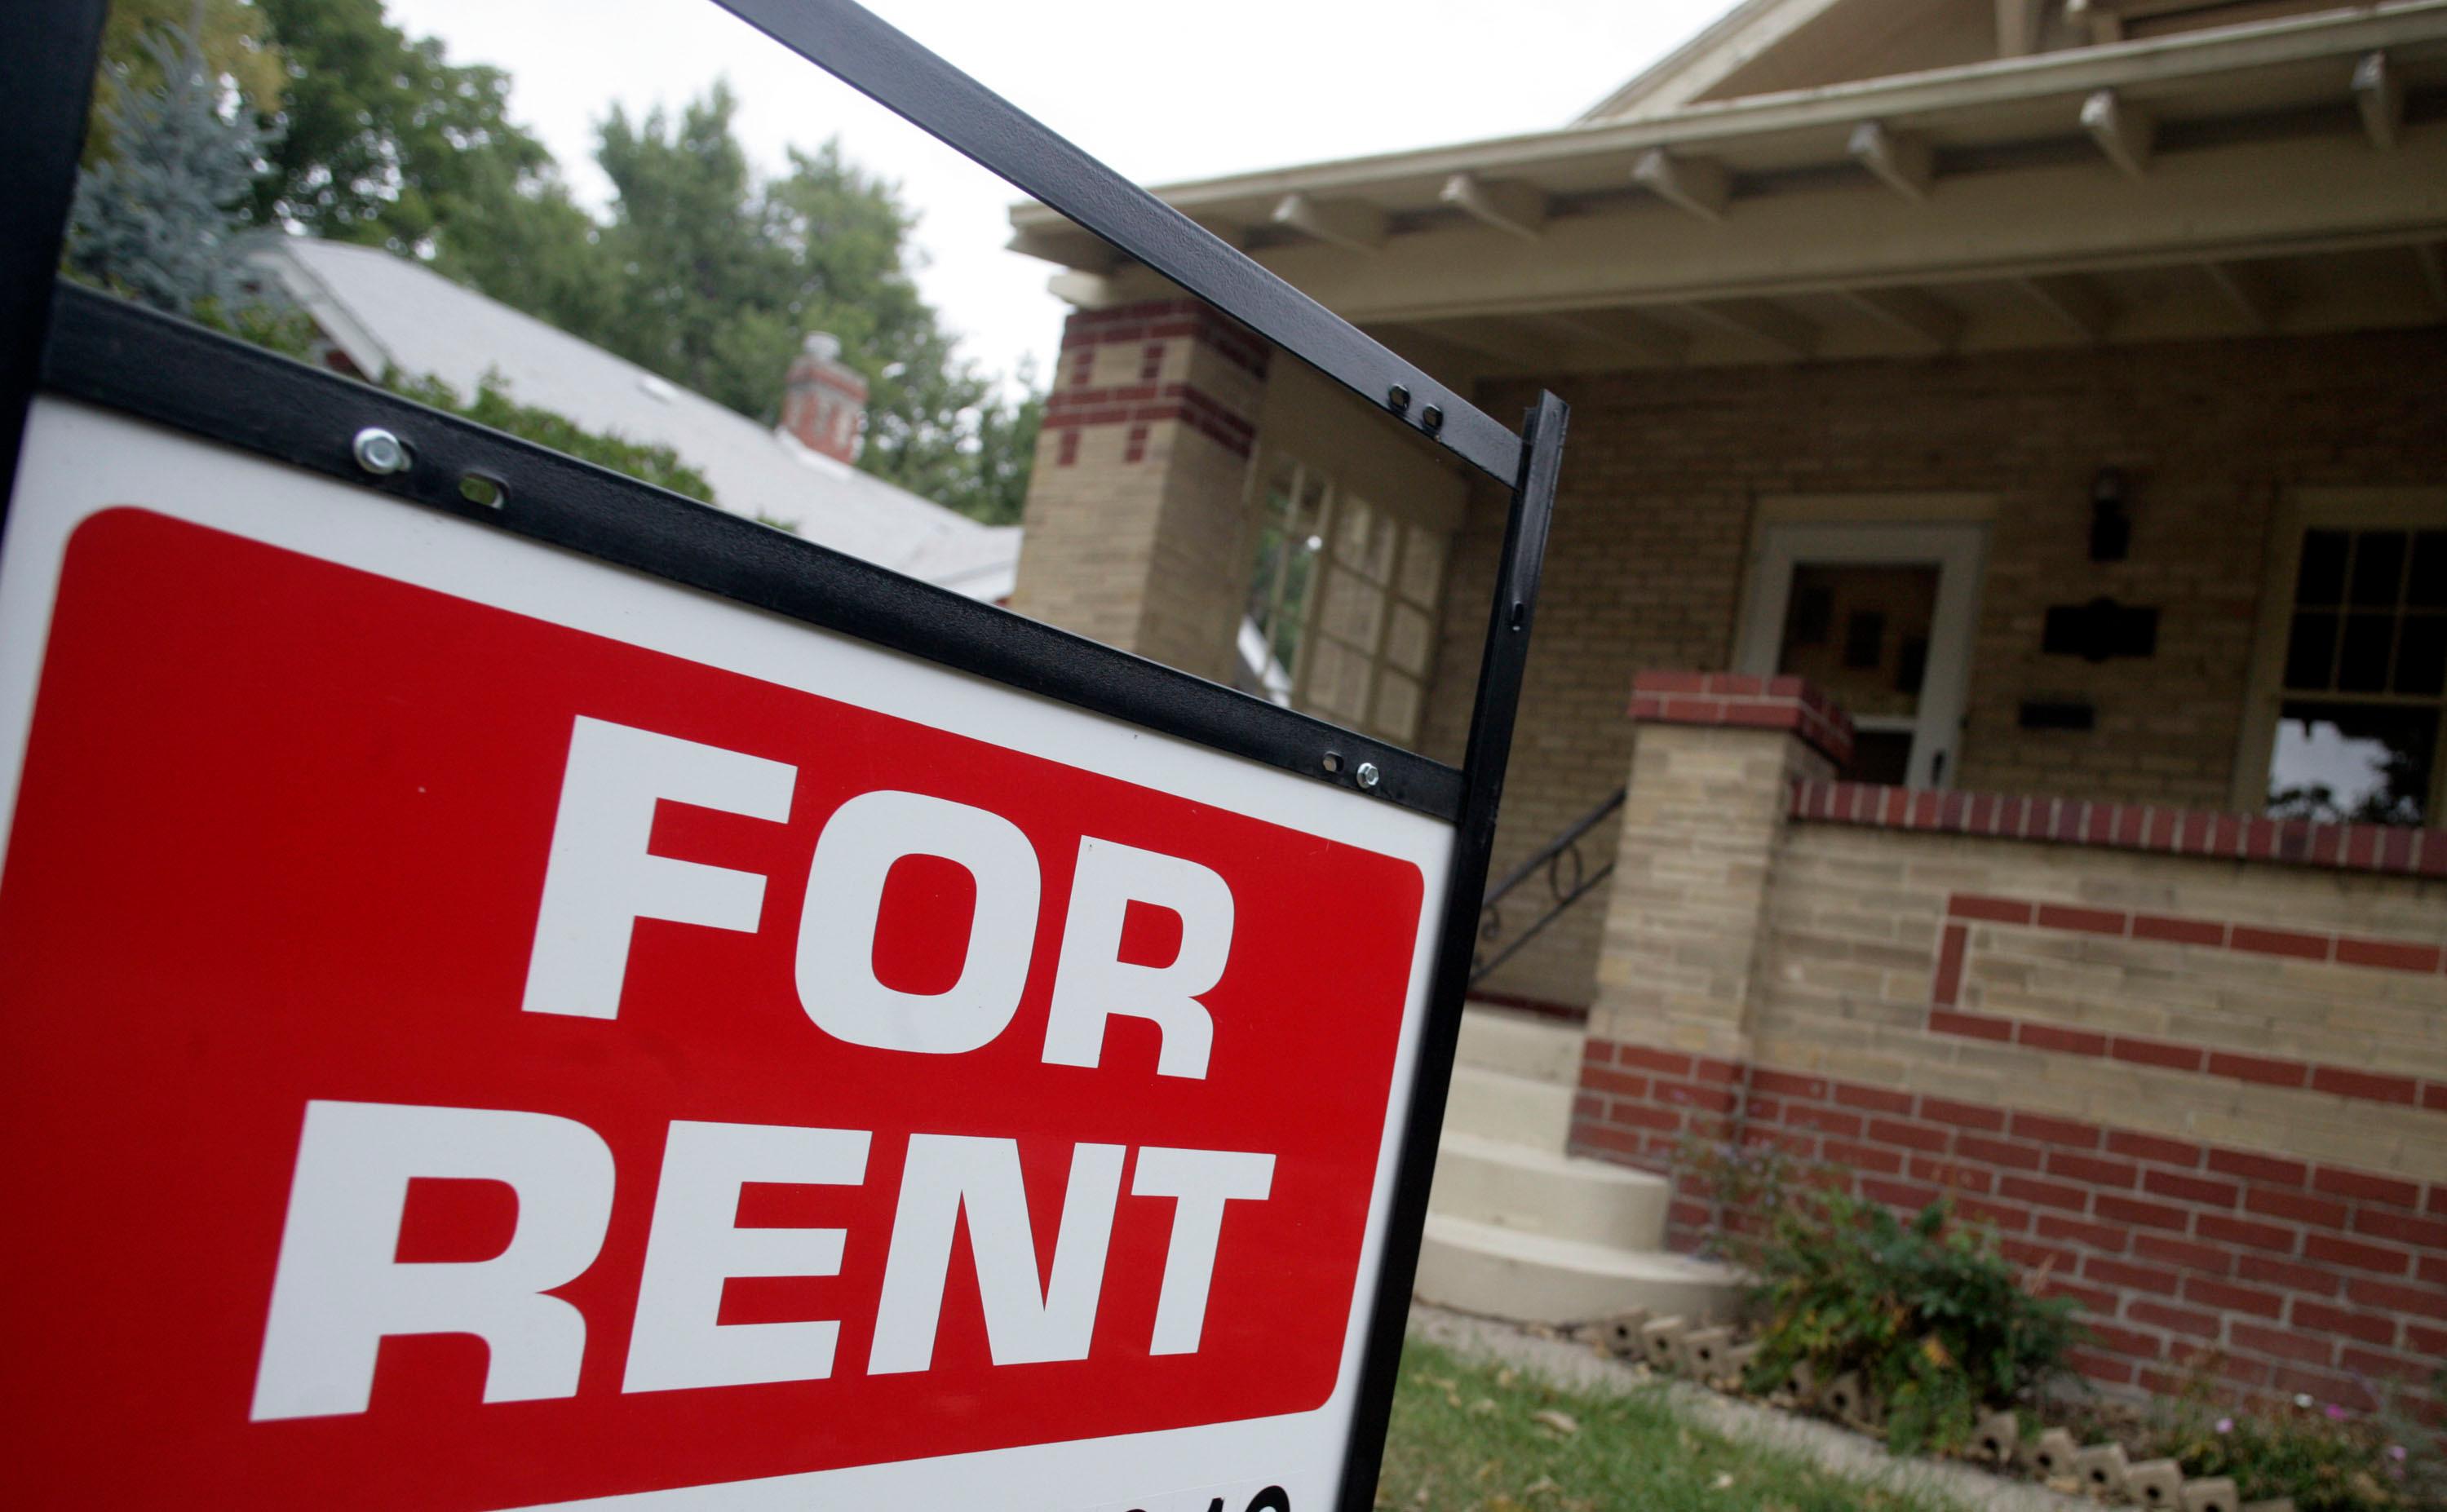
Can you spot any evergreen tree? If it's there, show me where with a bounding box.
[67,23,277,318]
[90,0,286,162]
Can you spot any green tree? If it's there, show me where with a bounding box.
[591,84,799,414]
[386,370,716,505]
[246,0,551,255]
[584,91,1040,523]
[91,0,286,163]
[68,22,278,318]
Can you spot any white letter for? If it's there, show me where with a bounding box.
[867,1136,1123,1374]
[624,1121,870,1394]
[1042,838,1233,1078]
[1131,1147,1275,1355]
[251,1100,615,1421]
[796,790,1041,1055]
[522,716,796,1020]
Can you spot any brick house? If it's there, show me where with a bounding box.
[1004,0,2447,1410]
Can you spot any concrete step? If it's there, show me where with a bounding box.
[1442,1064,1575,1150]
[1428,1130,1670,1251]
[1414,1213,1742,1326]
[1455,1004,1584,1085]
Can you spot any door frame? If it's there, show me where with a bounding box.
[1734,520,1988,789]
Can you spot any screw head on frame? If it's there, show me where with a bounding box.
[351,427,409,475]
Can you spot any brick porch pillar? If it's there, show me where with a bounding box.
[1589,673,1854,1062]
[1572,675,1852,1205]
[1007,298,1269,683]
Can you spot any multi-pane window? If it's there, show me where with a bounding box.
[1242,453,1449,745]
[2264,525,2447,825]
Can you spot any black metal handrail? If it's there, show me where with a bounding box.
[1470,785,1627,985]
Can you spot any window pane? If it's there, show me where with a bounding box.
[1361,512,1398,582]
[2267,701,2435,826]
[1334,497,1374,568]
[2351,531,2408,608]
[1386,602,1435,677]
[1334,497,1396,582]
[2281,611,2337,690]
[1396,525,1445,608]
[2337,614,2394,694]
[1321,566,1384,647]
[1306,637,1372,722]
[1371,670,1422,742]
[1777,564,1938,720]
[2398,615,2447,697]
[2295,529,2349,605]
[2409,533,2447,609]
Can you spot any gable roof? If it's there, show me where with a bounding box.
[1580,0,2014,123]
[1578,0,1844,122]
[248,237,1020,600]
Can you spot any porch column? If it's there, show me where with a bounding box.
[1007,298,1269,683]
[1586,672,1853,1065]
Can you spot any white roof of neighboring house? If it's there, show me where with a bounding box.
[248,237,1020,601]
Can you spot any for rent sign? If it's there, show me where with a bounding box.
[0,402,1455,1508]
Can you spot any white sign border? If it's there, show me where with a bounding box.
[0,398,1458,1511]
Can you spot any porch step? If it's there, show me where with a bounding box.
[1414,1213,1741,1326]
[1442,1064,1576,1149]
[1428,1131,1671,1250]
[1454,1004,1585,1084]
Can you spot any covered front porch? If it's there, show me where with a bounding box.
[1000,0,2447,1410]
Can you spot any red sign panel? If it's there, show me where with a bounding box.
[0,507,1429,1507]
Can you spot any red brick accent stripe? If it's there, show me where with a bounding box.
[1058,298,1271,378]
[1569,1038,2447,1414]
[1043,382,1258,458]
[1631,671,1854,770]
[1791,778,2447,881]
[1927,892,2447,1112]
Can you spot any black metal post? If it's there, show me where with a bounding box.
[1335,390,1567,1511]
[0,0,108,518]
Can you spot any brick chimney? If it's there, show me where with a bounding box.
[780,332,868,463]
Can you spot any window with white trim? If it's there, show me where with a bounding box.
[2247,494,2447,826]
[1243,452,1449,745]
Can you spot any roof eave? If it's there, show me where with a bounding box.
[1011,0,2447,236]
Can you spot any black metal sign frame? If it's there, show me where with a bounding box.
[0,3,1564,1505]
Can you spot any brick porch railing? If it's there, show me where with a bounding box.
[1569,672,2447,1416]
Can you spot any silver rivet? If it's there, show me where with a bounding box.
[352,427,409,475]
[1355,761,1381,789]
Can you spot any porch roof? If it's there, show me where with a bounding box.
[1011,2,2447,373]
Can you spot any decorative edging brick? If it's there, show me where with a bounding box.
[1926,892,2447,1114]
[1791,776,2447,879]
[1631,672,1855,770]
[1569,1037,2447,1414]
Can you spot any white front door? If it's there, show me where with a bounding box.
[1734,522,1985,789]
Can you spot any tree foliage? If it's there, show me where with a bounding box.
[578,90,1038,522]
[69,22,277,317]
[244,0,554,257]
[85,0,1040,524]
[386,371,716,505]
[90,0,286,161]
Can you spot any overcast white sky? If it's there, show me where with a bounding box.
[382,0,1730,387]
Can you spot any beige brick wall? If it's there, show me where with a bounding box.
[1009,303,1265,683]
[1756,822,2447,1182]
[1589,723,1833,1062]
[1438,326,2447,1010]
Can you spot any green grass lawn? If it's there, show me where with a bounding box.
[1377,1338,1964,1512]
